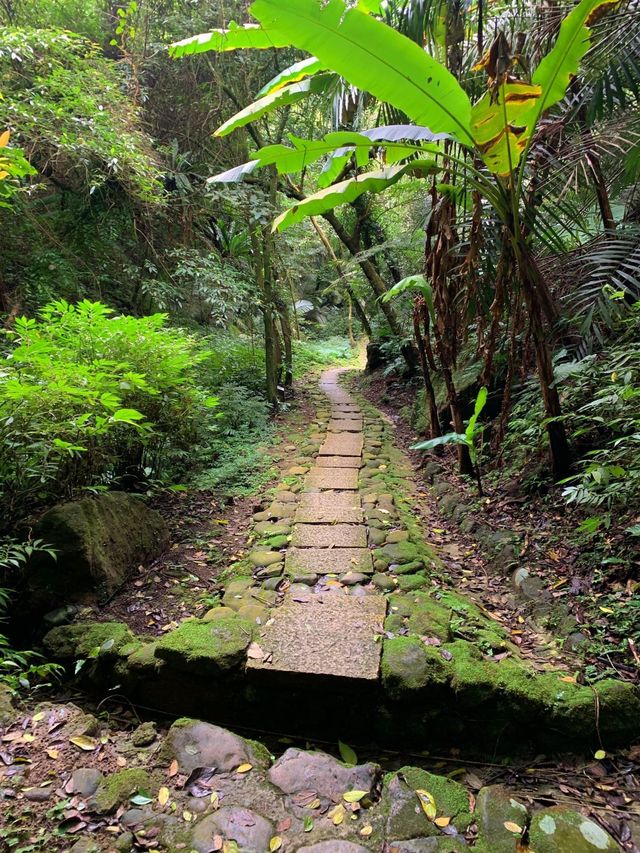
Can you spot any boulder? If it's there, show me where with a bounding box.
[383,767,472,842]
[529,807,618,852]
[154,618,252,675]
[190,806,273,853]
[268,747,380,803]
[474,785,528,852]
[91,768,151,814]
[70,767,104,797]
[26,492,168,615]
[163,719,269,773]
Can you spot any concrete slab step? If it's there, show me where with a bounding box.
[318,435,363,457]
[305,468,359,490]
[315,456,362,469]
[246,590,386,681]
[328,419,363,432]
[285,547,373,575]
[291,523,367,548]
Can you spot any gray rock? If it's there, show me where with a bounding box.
[115,832,135,852]
[341,572,368,586]
[70,767,104,796]
[23,786,52,802]
[372,573,396,591]
[268,747,380,803]
[69,841,103,853]
[120,807,152,828]
[297,843,372,853]
[387,840,467,852]
[27,492,168,616]
[190,806,273,853]
[564,632,589,652]
[165,719,268,773]
[131,721,157,747]
[475,785,528,852]
[529,806,618,852]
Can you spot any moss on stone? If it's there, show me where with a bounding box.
[43,621,134,660]
[529,806,618,852]
[154,617,252,674]
[127,641,160,675]
[93,768,151,814]
[396,573,428,591]
[381,637,448,698]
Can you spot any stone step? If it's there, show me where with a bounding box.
[328,419,363,432]
[318,435,363,457]
[291,523,367,548]
[285,547,373,575]
[304,468,359,490]
[298,492,362,509]
[328,410,362,420]
[315,455,362,469]
[294,504,364,524]
[246,590,386,681]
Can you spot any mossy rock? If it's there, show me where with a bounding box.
[154,617,252,675]
[0,683,17,726]
[92,768,151,814]
[377,540,420,566]
[127,642,160,675]
[383,766,472,841]
[396,573,428,592]
[27,493,168,615]
[43,622,134,661]
[381,637,448,698]
[474,785,529,852]
[529,806,618,852]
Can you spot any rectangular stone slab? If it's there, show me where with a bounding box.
[328,419,363,432]
[285,547,373,575]
[330,410,362,420]
[294,505,364,524]
[247,591,386,680]
[291,523,367,548]
[319,435,363,457]
[298,492,361,509]
[304,468,359,490]
[315,456,362,469]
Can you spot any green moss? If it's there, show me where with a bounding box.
[381,637,448,698]
[93,768,151,814]
[127,641,160,674]
[401,767,472,831]
[155,617,252,674]
[529,807,618,852]
[396,573,428,591]
[43,621,134,660]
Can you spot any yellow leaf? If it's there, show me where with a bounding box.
[32,712,44,723]
[0,131,10,148]
[330,803,345,825]
[158,786,170,806]
[236,763,253,774]
[416,789,437,820]
[594,749,606,760]
[434,816,451,827]
[560,675,577,684]
[46,748,59,760]
[0,171,9,181]
[504,821,523,834]
[360,825,373,837]
[343,790,367,803]
[210,791,220,808]
[22,734,35,743]
[599,606,614,614]
[183,810,193,822]
[269,838,283,852]
[168,759,179,777]
[308,798,321,809]
[69,735,97,751]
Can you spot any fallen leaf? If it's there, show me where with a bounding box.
[236,763,253,774]
[46,748,59,759]
[504,821,523,834]
[343,790,367,803]
[594,749,607,760]
[269,838,283,852]
[276,816,292,832]
[330,803,345,825]
[168,759,179,777]
[360,825,373,837]
[416,789,437,820]
[210,791,220,808]
[303,816,313,832]
[158,787,170,806]
[183,810,193,822]
[247,643,264,660]
[69,735,97,752]
[435,816,451,827]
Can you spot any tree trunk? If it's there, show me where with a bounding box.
[519,261,571,479]
[277,300,294,391]
[413,304,441,439]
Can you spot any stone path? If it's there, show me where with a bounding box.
[247,369,386,682]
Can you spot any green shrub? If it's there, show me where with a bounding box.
[0,299,217,526]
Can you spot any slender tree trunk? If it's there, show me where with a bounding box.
[518,260,571,478]
[413,303,441,439]
[277,299,294,390]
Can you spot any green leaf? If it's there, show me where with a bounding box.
[273,160,439,231]
[170,21,291,58]
[626,524,640,537]
[215,74,337,137]
[382,274,431,304]
[130,792,153,806]
[249,0,473,143]
[112,408,145,422]
[257,56,326,97]
[338,740,358,766]
[531,0,620,130]
[465,386,488,446]
[412,433,468,451]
